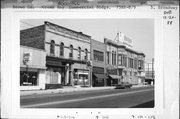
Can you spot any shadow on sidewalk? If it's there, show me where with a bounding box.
[130,100,154,108]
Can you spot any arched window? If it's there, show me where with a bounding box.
[60,42,64,56]
[69,45,73,58]
[50,40,55,55]
[85,49,88,60]
[78,47,81,60]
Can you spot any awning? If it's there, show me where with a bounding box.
[94,73,108,79]
[109,75,122,79]
[75,72,89,75]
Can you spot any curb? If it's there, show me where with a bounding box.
[20,87,115,96]
[20,85,153,96]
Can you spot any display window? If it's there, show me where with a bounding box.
[20,71,38,86]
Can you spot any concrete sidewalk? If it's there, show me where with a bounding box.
[20,85,151,96]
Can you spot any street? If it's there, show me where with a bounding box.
[21,86,154,108]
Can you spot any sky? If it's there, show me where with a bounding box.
[21,19,154,62]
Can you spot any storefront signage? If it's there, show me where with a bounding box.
[117,32,133,48]
[123,36,133,48]
[23,52,32,64]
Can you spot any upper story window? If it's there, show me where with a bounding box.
[50,40,55,55]
[138,60,144,70]
[84,49,88,60]
[60,42,64,56]
[118,54,122,66]
[123,55,127,67]
[78,47,81,60]
[128,58,131,68]
[131,58,134,68]
[93,50,104,62]
[128,58,134,68]
[114,51,116,65]
[112,51,114,65]
[69,45,73,58]
[107,52,110,64]
[134,58,138,69]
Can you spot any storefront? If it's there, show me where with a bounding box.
[73,63,90,87]
[108,74,122,86]
[20,46,46,90]
[45,56,74,89]
[92,67,107,87]
[74,69,89,86]
[106,68,122,86]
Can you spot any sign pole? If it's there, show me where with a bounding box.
[26,64,29,83]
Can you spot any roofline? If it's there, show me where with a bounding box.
[104,38,145,57]
[44,21,91,38]
[20,25,44,32]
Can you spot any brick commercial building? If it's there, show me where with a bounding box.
[91,39,107,87]
[104,32,145,86]
[21,21,91,89]
[20,22,146,89]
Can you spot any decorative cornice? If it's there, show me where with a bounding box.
[45,21,91,41]
[104,38,145,57]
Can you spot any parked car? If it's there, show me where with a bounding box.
[115,82,132,89]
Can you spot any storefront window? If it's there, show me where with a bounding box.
[20,71,38,86]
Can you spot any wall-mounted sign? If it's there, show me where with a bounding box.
[23,52,32,64]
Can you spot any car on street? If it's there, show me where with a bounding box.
[115,82,132,89]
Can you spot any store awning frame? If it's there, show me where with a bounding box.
[109,75,122,79]
[93,73,108,79]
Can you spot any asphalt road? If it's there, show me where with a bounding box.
[21,86,154,108]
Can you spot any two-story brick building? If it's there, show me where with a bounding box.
[21,21,91,89]
[104,32,145,86]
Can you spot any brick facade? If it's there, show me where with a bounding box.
[20,25,45,50]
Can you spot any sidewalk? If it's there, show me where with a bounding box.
[20,85,152,96]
